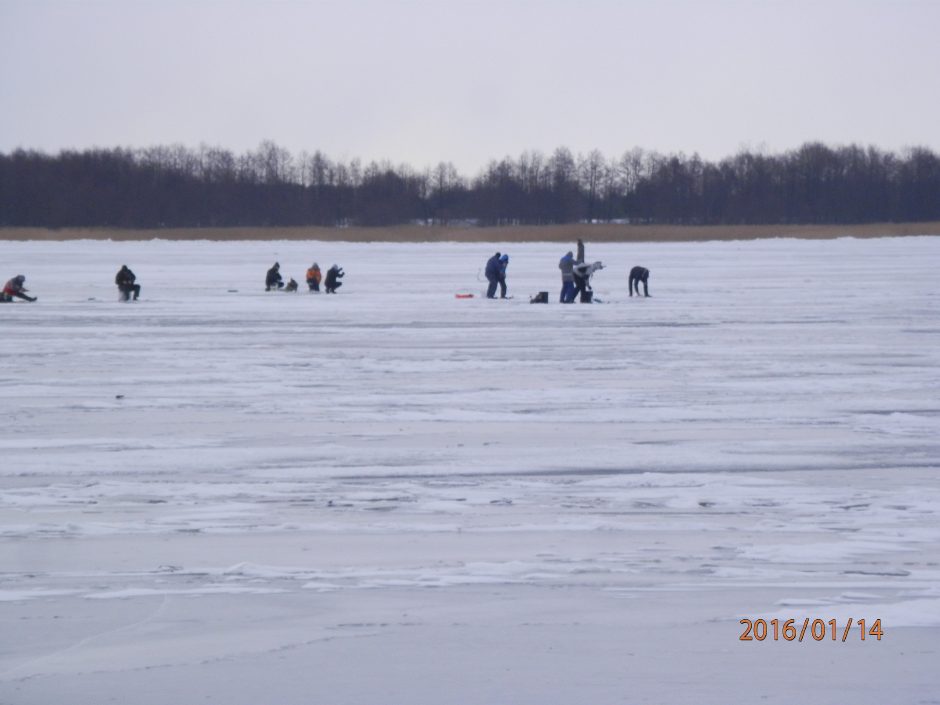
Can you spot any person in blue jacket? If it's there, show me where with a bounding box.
[558,251,575,303]
[484,252,501,299]
[497,254,509,298]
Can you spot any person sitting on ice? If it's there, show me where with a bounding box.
[265,262,284,291]
[572,261,605,303]
[305,263,322,292]
[1,274,36,302]
[115,265,141,301]
[324,264,344,293]
[629,266,651,297]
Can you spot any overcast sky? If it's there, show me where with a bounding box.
[2,0,938,174]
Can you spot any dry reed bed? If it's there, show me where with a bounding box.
[3,222,940,242]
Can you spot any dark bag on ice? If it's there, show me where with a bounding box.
[530,291,548,304]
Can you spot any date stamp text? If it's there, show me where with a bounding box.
[739,618,883,642]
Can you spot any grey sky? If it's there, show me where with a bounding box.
[2,0,938,174]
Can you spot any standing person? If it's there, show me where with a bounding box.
[1,275,36,302]
[115,265,141,301]
[497,254,509,298]
[558,251,575,303]
[324,264,344,293]
[572,239,587,301]
[265,262,283,291]
[629,266,651,297]
[305,263,322,292]
[484,252,501,299]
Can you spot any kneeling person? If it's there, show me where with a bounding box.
[115,265,141,301]
[325,265,344,293]
[265,262,284,291]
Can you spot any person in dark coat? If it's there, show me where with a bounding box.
[324,264,344,293]
[572,239,587,301]
[115,265,140,301]
[265,262,284,291]
[629,266,650,297]
[1,275,36,302]
[484,252,501,299]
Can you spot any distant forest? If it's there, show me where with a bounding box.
[2,142,939,228]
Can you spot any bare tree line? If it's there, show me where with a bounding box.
[1,141,938,228]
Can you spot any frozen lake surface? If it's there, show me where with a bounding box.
[2,236,939,704]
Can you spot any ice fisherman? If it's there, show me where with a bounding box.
[306,263,322,292]
[571,239,588,301]
[1,275,36,302]
[497,254,509,298]
[558,251,576,303]
[629,266,650,297]
[265,262,284,291]
[324,264,344,293]
[484,252,502,299]
[115,265,141,301]
[572,261,605,302]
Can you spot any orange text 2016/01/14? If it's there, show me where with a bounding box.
[739,618,884,642]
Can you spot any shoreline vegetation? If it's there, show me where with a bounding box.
[2,222,940,243]
[5,144,940,229]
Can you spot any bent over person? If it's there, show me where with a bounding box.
[1,275,36,302]
[115,265,141,301]
[629,266,650,297]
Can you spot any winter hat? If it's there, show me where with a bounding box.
[14,275,25,283]
[500,254,508,262]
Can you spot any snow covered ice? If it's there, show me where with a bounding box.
[1,236,939,704]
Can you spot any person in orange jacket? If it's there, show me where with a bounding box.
[305,263,322,292]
